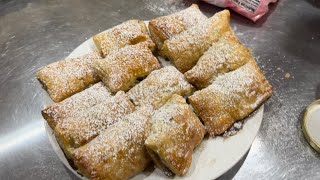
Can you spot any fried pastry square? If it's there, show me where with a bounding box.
[37,52,101,102]
[74,107,153,180]
[185,30,251,88]
[93,20,155,57]
[160,10,231,73]
[149,4,207,49]
[93,44,161,93]
[54,91,134,158]
[127,66,195,109]
[42,82,111,129]
[145,94,206,176]
[189,60,272,136]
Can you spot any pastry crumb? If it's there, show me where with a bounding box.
[285,73,290,79]
[223,121,244,137]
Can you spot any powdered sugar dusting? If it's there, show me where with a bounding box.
[209,61,258,109]
[190,60,272,135]
[37,51,101,102]
[83,109,150,161]
[74,108,152,179]
[148,95,204,143]
[149,4,207,48]
[161,10,230,73]
[93,20,154,57]
[55,91,134,149]
[185,31,250,88]
[178,5,207,29]
[127,66,195,109]
[150,103,182,140]
[93,43,160,92]
[145,95,205,175]
[42,82,111,128]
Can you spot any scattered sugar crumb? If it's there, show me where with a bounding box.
[285,73,291,79]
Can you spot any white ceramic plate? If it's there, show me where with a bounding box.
[45,22,264,180]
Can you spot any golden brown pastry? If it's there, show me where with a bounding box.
[42,82,111,129]
[36,52,101,102]
[74,107,153,180]
[185,30,251,89]
[93,20,155,57]
[189,60,272,136]
[149,4,207,49]
[145,94,206,176]
[127,66,195,109]
[54,91,134,159]
[160,10,231,73]
[93,44,161,93]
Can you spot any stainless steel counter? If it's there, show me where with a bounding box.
[0,0,319,179]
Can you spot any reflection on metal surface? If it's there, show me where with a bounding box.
[0,121,44,154]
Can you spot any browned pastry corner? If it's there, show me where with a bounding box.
[189,59,272,136]
[93,43,161,93]
[54,91,134,159]
[149,4,207,50]
[160,10,231,73]
[74,107,153,180]
[42,82,111,129]
[185,29,251,89]
[36,51,101,102]
[93,19,155,57]
[145,94,206,176]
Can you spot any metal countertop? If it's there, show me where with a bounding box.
[0,0,319,179]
